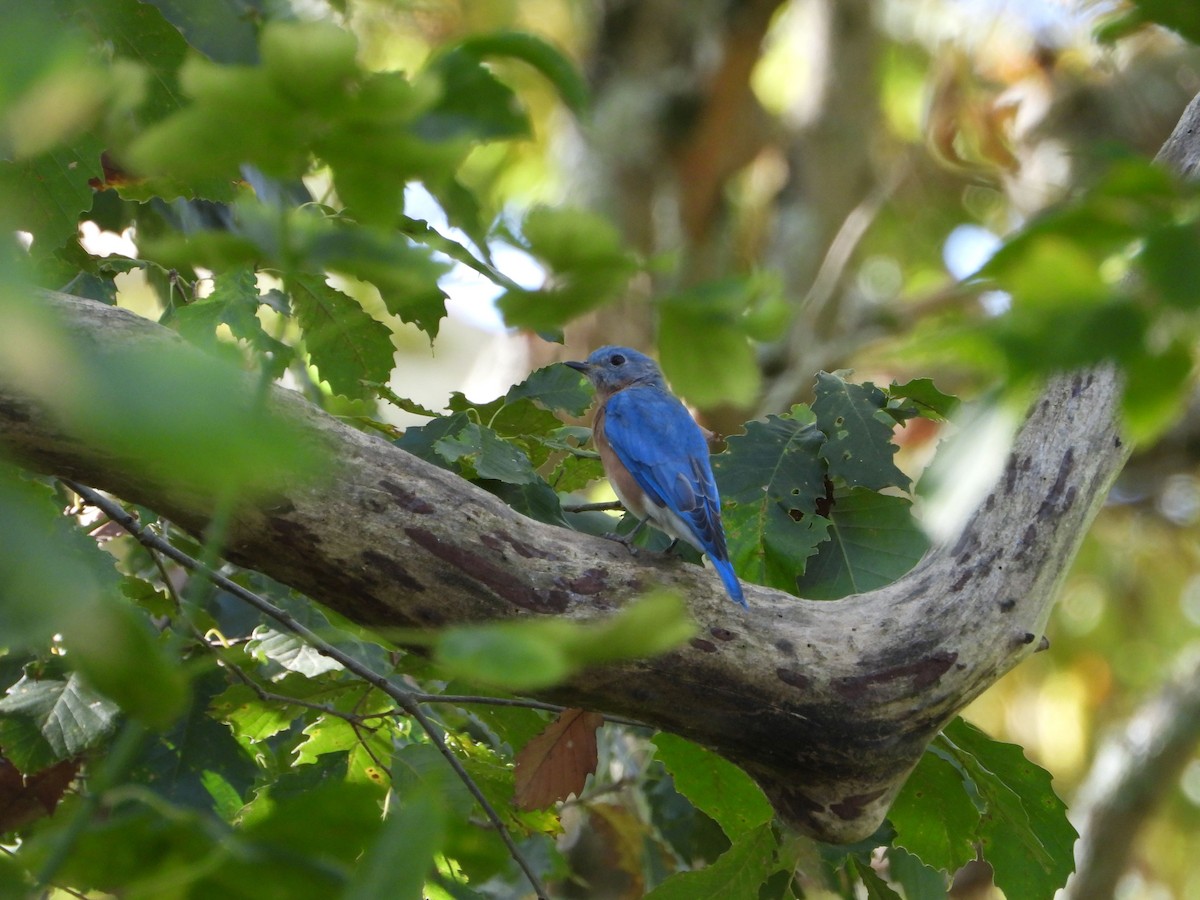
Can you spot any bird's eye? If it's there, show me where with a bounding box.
[610,354,625,366]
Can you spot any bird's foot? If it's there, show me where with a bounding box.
[604,531,640,555]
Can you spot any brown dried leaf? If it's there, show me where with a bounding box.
[514,708,603,810]
[0,755,80,834]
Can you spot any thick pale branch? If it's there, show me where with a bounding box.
[0,291,1128,842]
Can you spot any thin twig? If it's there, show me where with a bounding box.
[561,501,623,513]
[410,693,648,729]
[62,480,552,900]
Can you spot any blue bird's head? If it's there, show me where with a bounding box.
[565,346,667,397]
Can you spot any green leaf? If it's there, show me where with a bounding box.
[1139,222,1200,309]
[508,363,595,417]
[848,858,903,900]
[138,0,262,64]
[1096,0,1200,44]
[887,378,958,422]
[813,373,909,491]
[435,592,695,691]
[260,20,359,110]
[715,408,829,592]
[886,847,949,899]
[644,822,777,899]
[454,31,589,117]
[890,747,980,874]
[1122,338,1193,443]
[651,733,773,841]
[293,714,361,767]
[288,273,396,399]
[0,467,186,728]
[0,673,119,771]
[0,138,106,254]
[939,718,1077,900]
[435,422,541,485]
[209,684,297,744]
[659,316,759,408]
[435,621,575,691]
[63,0,191,125]
[242,779,383,870]
[497,206,639,330]
[345,783,446,900]
[174,266,293,376]
[795,488,929,600]
[247,626,345,677]
[64,602,189,729]
[420,46,529,141]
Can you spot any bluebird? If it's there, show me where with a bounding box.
[566,346,746,607]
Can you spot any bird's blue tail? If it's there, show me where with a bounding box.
[712,557,747,608]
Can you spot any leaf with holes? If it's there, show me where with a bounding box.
[795,488,929,600]
[714,407,829,593]
[813,373,909,491]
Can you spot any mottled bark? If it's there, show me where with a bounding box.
[0,290,1128,843]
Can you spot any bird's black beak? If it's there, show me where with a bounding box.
[564,360,589,374]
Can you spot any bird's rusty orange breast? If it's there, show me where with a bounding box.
[594,403,647,519]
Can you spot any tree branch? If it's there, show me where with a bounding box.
[1062,651,1200,900]
[11,88,1200,849]
[0,288,1129,842]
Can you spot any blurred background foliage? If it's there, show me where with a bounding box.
[4,0,1200,897]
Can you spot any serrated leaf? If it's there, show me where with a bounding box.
[795,488,929,600]
[813,373,909,491]
[887,378,958,421]
[394,411,472,468]
[939,719,1077,900]
[246,626,344,677]
[514,708,603,810]
[174,266,292,375]
[645,822,777,899]
[435,422,540,484]
[507,363,595,417]
[208,684,300,744]
[0,138,106,255]
[652,733,772,841]
[714,408,829,592]
[288,273,395,399]
[0,674,119,772]
[890,747,980,874]
[886,847,950,900]
[293,714,359,767]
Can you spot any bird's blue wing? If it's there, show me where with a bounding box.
[603,386,728,558]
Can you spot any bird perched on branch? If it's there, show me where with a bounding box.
[566,346,746,607]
